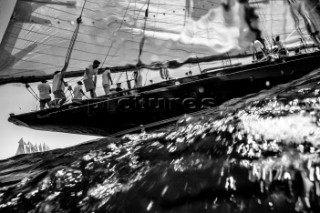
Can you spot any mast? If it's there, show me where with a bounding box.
[136,0,151,67]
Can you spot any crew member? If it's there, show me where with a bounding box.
[72,81,85,103]
[37,79,52,110]
[134,70,142,88]
[274,35,288,57]
[52,71,67,107]
[252,40,266,62]
[102,68,113,95]
[83,60,100,98]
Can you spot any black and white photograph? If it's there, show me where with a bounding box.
[1,0,320,212]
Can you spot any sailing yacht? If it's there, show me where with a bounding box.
[2,0,320,136]
[15,138,50,155]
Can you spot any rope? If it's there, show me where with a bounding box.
[99,0,133,93]
[25,84,39,101]
[115,72,123,84]
[137,0,151,65]
[61,0,88,74]
[101,0,132,68]
[51,0,87,104]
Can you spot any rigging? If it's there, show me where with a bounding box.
[61,0,88,76]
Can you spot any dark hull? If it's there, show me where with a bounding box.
[9,51,320,136]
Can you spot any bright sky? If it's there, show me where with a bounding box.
[0,83,98,160]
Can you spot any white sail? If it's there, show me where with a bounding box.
[43,142,50,151]
[1,0,319,82]
[15,138,25,155]
[0,0,17,43]
[39,143,43,152]
[31,143,39,152]
[23,142,30,154]
[27,141,33,153]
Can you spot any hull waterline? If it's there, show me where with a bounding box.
[9,51,320,136]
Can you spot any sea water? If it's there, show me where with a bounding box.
[1,68,320,212]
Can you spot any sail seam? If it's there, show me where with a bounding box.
[9,25,112,46]
[3,43,100,64]
[4,34,108,56]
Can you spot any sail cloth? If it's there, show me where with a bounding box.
[0,0,17,43]
[15,138,27,155]
[255,0,320,48]
[15,138,50,155]
[0,0,320,83]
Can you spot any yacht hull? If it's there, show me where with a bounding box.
[9,51,320,136]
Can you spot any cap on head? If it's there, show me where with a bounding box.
[254,40,260,45]
[77,81,83,85]
[93,60,101,65]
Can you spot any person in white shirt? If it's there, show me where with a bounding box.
[83,60,100,98]
[102,68,113,95]
[52,71,66,107]
[37,79,52,110]
[273,35,288,57]
[72,81,85,103]
[251,40,266,62]
[134,70,142,88]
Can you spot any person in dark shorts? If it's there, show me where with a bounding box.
[274,35,288,57]
[52,71,67,107]
[83,60,100,98]
[37,79,52,110]
[252,40,266,61]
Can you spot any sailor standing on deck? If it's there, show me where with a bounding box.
[251,40,266,62]
[52,71,67,107]
[83,60,100,98]
[102,68,113,95]
[273,35,288,57]
[72,81,86,103]
[134,70,142,88]
[37,79,52,110]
